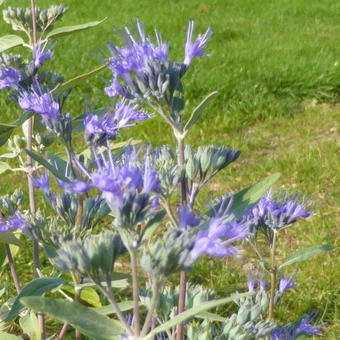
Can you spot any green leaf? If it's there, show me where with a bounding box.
[172,81,185,116]
[279,244,335,269]
[80,288,102,308]
[43,244,58,262]
[195,311,226,322]
[46,18,107,40]
[0,161,11,174]
[5,277,65,322]
[93,301,134,315]
[0,34,24,53]
[0,333,23,340]
[19,312,41,340]
[77,273,131,290]
[62,286,102,308]
[230,173,280,218]
[207,173,280,222]
[0,232,23,247]
[52,64,107,96]
[0,153,17,159]
[21,297,123,340]
[0,111,33,147]
[184,91,218,131]
[25,149,70,182]
[0,246,5,268]
[145,292,252,339]
[46,152,67,177]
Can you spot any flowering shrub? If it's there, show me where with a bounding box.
[0,2,334,340]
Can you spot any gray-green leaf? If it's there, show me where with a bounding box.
[0,232,23,247]
[52,64,107,96]
[19,312,41,340]
[206,173,280,222]
[0,161,11,174]
[21,297,123,340]
[45,18,107,40]
[184,91,218,131]
[5,277,65,322]
[0,34,25,53]
[25,149,70,182]
[230,173,280,219]
[93,301,134,315]
[0,111,33,147]
[144,292,252,339]
[279,244,335,269]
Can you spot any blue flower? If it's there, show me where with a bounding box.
[271,315,321,339]
[33,44,53,67]
[190,217,248,261]
[105,19,169,98]
[279,275,297,294]
[184,20,212,65]
[247,190,312,232]
[56,179,92,193]
[105,19,210,99]
[104,78,130,98]
[178,206,201,229]
[247,272,267,292]
[18,89,59,122]
[0,65,21,89]
[85,101,150,144]
[32,173,50,194]
[296,317,321,335]
[0,212,26,233]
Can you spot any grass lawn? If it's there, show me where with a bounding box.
[0,0,339,338]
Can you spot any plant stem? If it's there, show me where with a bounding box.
[72,273,82,340]
[99,281,133,336]
[29,0,45,338]
[268,231,277,320]
[131,249,141,336]
[75,195,84,228]
[4,244,21,294]
[57,323,69,340]
[161,199,178,227]
[65,146,84,229]
[141,279,161,336]
[176,135,187,340]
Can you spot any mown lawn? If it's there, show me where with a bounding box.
[0,0,339,338]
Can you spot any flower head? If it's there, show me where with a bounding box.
[178,206,201,230]
[296,317,321,335]
[184,20,212,65]
[105,19,210,100]
[18,89,59,123]
[33,44,53,67]
[190,217,248,261]
[85,101,150,145]
[0,65,21,89]
[271,315,321,339]
[108,19,169,77]
[279,275,297,294]
[247,190,312,232]
[32,173,50,194]
[0,212,26,233]
[247,272,267,292]
[56,179,92,193]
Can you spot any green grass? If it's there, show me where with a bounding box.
[0,0,339,338]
